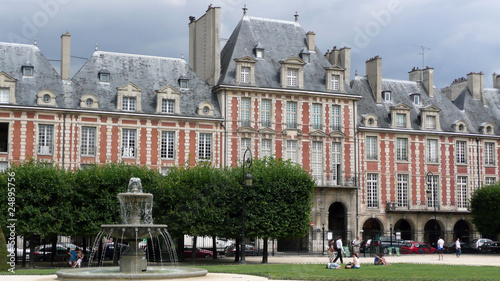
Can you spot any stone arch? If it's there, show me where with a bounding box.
[327,202,347,241]
[361,217,383,241]
[393,218,414,241]
[453,219,472,244]
[424,217,443,247]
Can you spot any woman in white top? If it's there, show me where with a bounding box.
[352,252,360,269]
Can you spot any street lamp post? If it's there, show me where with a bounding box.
[322,224,325,255]
[241,147,253,263]
[390,224,393,248]
[426,171,438,246]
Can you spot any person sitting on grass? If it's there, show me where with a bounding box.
[374,253,391,266]
[352,252,361,269]
[326,262,342,269]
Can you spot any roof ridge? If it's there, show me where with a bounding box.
[247,16,298,26]
[93,51,184,62]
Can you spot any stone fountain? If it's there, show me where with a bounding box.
[56,177,207,280]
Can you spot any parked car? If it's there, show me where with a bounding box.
[481,241,500,253]
[379,236,406,249]
[443,242,476,254]
[183,247,213,259]
[401,242,436,254]
[7,244,30,260]
[360,238,381,253]
[33,245,68,261]
[470,238,493,252]
[224,244,258,257]
[103,243,129,260]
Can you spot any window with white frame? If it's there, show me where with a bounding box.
[397,174,409,207]
[161,131,175,159]
[331,105,340,131]
[287,69,298,87]
[122,129,136,158]
[161,99,175,114]
[241,67,250,83]
[457,176,468,209]
[312,141,323,183]
[366,136,378,160]
[81,127,96,156]
[286,140,298,163]
[396,138,408,161]
[261,139,272,158]
[312,103,322,130]
[485,177,497,185]
[413,94,420,104]
[286,101,297,129]
[0,88,9,103]
[427,175,439,208]
[261,99,271,127]
[331,75,340,90]
[331,142,341,185]
[198,133,212,161]
[427,139,438,163]
[367,173,378,208]
[384,91,391,101]
[240,138,251,161]
[396,113,406,128]
[426,115,437,130]
[0,162,8,172]
[485,142,495,165]
[179,79,189,89]
[38,124,53,155]
[241,98,251,127]
[0,123,8,153]
[456,140,467,164]
[122,96,136,111]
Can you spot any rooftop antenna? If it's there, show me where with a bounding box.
[242,4,247,16]
[418,45,430,69]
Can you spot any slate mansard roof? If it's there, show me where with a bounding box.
[218,15,357,95]
[0,42,65,106]
[69,51,221,118]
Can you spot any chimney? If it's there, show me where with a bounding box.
[467,72,484,103]
[493,73,500,89]
[366,56,382,103]
[306,31,315,51]
[408,67,422,82]
[188,6,221,86]
[422,67,434,98]
[60,32,71,80]
[325,46,351,83]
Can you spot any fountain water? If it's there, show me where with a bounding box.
[56,177,207,280]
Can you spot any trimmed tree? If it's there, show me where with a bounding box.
[470,183,500,238]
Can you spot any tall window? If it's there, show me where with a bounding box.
[331,142,341,185]
[367,173,378,208]
[38,124,53,155]
[366,136,378,160]
[286,140,298,163]
[241,98,250,127]
[81,127,96,156]
[287,69,298,86]
[122,129,136,158]
[198,133,212,161]
[311,141,323,184]
[312,103,322,130]
[0,88,9,103]
[331,75,339,90]
[456,140,467,164]
[485,142,495,165]
[240,138,251,161]
[427,139,438,163]
[161,99,175,113]
[396,138,408,161]
[286,101,297,129]
[161,131,175,159]
[396,113,406,127]
[0,123,8,153]
[397,174,409,207]
[261,139,272,158]
[241,66,250,83]
[457,176,468,209]
[426,115,437,129]
[384,91,391,101]
[122,96,136,111]
[261,99,271,127]
[427,175,439,208]
[331,105,341,131]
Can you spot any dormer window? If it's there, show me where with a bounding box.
[396,113,406,127]
[80,93,99,109]
[42,94,51,103]
[122,96,136,111]
[197,102,214,116]
[480,123,494,135]
[300,48,310,63]
[453,120,468,133]
[412,93,420,104]
[383,91,391,102]
[86,98,94,107]
[0,72,16,104]
[156,85,180,114]
[325,66,345,92]
[390,103,412,129]
[241,67,250,83]
[98,68,110,82]
[363,114,378,127]
[254,42,264,59]
[279,57,306,89]
[421,105,441,130]
[117,82,142,112]
[287,69,298,86]
[234,57,257,85]
[332,75,340,90]
[22,65,34,76]
[0,88,9,103]
[178,74,189,89]
[37,90,56,106]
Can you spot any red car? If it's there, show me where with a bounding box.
[183,247,213,258]
[401,242,436,254]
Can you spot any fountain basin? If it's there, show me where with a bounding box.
[101,224,168,240]
[56,266,208,280]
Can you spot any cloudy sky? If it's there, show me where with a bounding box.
[1,0,499,89]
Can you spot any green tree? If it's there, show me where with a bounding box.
[470,183,500,237]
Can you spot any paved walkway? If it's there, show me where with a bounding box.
[2,253,499,281]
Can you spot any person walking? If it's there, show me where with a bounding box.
[455,238,461,257]
[328,240,335,263]
[332,237,344,264]
[437,237,444,260]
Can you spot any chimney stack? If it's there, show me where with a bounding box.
[366,56,382,103]
[325,46,351,83]
[467,72,484,103]
[493,73,500,89]
[306,31,315,51]
[422,67,434,98]
[408,67,422,82]
[60,32,71,80]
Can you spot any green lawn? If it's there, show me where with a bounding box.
[2,263,499,280]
